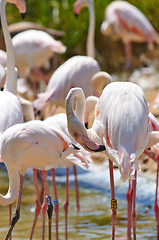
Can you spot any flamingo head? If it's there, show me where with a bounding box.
[8,0,26,15]
[73,0,93,16]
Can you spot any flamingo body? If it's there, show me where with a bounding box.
[96,82,149,181]
[12,29,66,78]
[101,1,159,47]
[66,82,150,181]
[33,55,100,111]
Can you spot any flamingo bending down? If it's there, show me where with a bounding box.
[65,83,150,239]
[33,56,113,116]
[101,1,159,71]
[73,0,95,58]
[12,29,66,96]
[43,113,92,240]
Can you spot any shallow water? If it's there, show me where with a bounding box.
[0,163,158,240]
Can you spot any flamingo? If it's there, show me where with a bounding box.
[65,82,150,239]
[0,0,26,238]
[0,0,25,133]
[73,0,95,58]
[12,29,67,96]
[33,56,113,116]
[100,1,159,73]
[0,118,93,239]
[43,113,92,240]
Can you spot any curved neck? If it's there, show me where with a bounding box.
[0,164,19,205]
[0,0,17,94]
[87,1,95,58]
[66,88,85,124]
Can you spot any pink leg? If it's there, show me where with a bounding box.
[5,175,24,240]
[144,149,159,238]
[132,171,137,240]
[30,169,42,240]
[9,205,12,240]
[109,159,117,240]
[73,166,80,212]
[126,179,133,240]
[42,170,53,240]
[63,168,69,240]
[154,164,159,238]
[51,169,59,240]
[124,42,132,79]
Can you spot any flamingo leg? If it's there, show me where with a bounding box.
[63,168,69,240]
[144,149,159,237]
[51,168,59,240]
[73,166,80,212]
[154,164,159,238]
[132,171,137,240]
[5,174,24,240]
[124,42,132,79]
[109,159,117,240]
[42,170,53,240]
[30,169,42,240]
[9,204,12,240]
[126,178,133,240]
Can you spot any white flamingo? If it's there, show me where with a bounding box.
[12,29,66,96]
[33,57,112,116]
[65,82,150,239]
[101,1,159,71]
[0,0,24,136]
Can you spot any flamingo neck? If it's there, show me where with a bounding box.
[0,164,19,206]
[66,88,85,124]
[0,0,17,94]
[87,1,95,58]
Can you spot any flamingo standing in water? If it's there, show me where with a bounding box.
[100,1,159,73]
[73,0,95,58]
[0,0,25,238]
[0,117,99,239]
[65,82,150,240]
[43,113,92,240]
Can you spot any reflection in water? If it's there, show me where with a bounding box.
[0,166,157,239]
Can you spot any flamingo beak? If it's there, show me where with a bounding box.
[21,12,26,19]
[76,134,106,153]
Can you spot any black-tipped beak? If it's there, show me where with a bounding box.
[21,12,26,19]
[85,122,88,129]
[85,144,106,152]
[72,143,80,150]
[74,13,78,18]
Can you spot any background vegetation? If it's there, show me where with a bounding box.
[4,0,159,73]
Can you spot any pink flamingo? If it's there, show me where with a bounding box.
[101,1,159,72]
[0,118,97,239]
[33,57,112,116]
[0,0,26,238]
[12,29,66,96]
[65,82,150,240]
